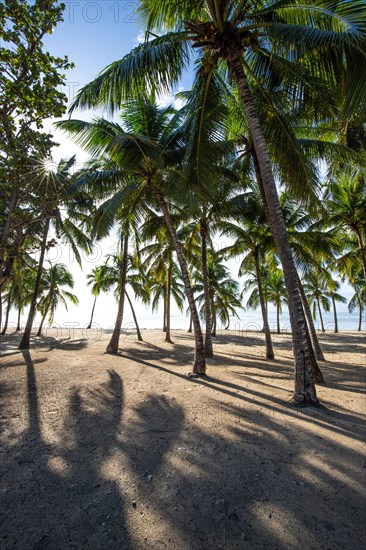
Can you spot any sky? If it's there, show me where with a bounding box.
[5,1,363,332]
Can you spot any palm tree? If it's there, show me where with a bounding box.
[19,157,92,349]
[303,272,330,333]
[140,209,186,342]
[0,254,36,334]
[36,263,79,337]
[58,98,207,375]
[266,269,287,334]
[220,188,275,359]
[348,276,366,332]
[142,242,185,343]
[86,265,111,329]
[326,175,366,280]
[324,275,347,333]
[101,250,151,343]
[68,0,364,403]
[193,250,241,338]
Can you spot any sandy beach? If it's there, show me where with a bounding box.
[1,328,365,549]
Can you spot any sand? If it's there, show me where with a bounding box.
[1,327,365,549]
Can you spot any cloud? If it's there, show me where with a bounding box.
[157,86,186,110]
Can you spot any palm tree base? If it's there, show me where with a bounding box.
[290,395,322,408]
[105,347,119,355]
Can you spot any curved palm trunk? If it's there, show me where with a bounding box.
[254,148,324,380]
[125,290,143,342]
[165,262,173,343]
[211,299,217,337]
[302,309,324,384]
[36,312,47,337]
[254,248,274,359]
[276,305,280,334]
[106,232,129,354]
[188,313,192,332]
[331,294,338,333]
[316,298,325,332]
[297,275,325,361]
[357,299,362,331]
[19,219,50,349]
[355,229,366,281]
[1,293,11,335]
[200,219,213,358]
[153,185,206,375]
[228,55,318,405]
[225,319,230,330]
[36,295,52,337]
[87,295,97,329]
[163,291,167,332]
[16,308,21,331]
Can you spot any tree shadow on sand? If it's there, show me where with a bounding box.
[1,352,132,549]
[1,347,365,549]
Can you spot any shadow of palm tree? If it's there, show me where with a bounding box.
[0,354,133,549]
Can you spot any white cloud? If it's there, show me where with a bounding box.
[157,86,186,110]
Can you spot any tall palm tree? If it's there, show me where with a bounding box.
[36,263,79,337]
[58,98,207,375]
[68,0,365,403]
[348,276,366,332]
[19,157,92,349]
[86,265,111,329]
[326,175,366,280]
[322,273,347,333]
[220,188,275,359]
[303,272,331,333]
[101,250,151,343]
[193,250,241,337]
[266,269,287,334]
[142,241,185,343]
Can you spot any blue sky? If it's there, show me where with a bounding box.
[42,1,192,163]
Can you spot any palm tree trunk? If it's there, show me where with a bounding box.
[355,229,366,281]
[87,295,97,329]
[188,313,192,332]
[225,319,230,330]
[331,294,338,333]
[36,304,49,337]
[228,54,319,405]
[125,290,143,342]
[277,305,280,334]
[106,232,129,354]
[297,274,325,361]
[254,248,274,359]
[317,298,325,332]
[165,262,173,343]
[211,299,217,337]
[357,298,362,331]
[200,219,213,358]
[254,147,324,379]
[19,219,50,349]
[16,308,21,331]
[153,185,206,376]
[1,293,11,335]
[163,292,167,332]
